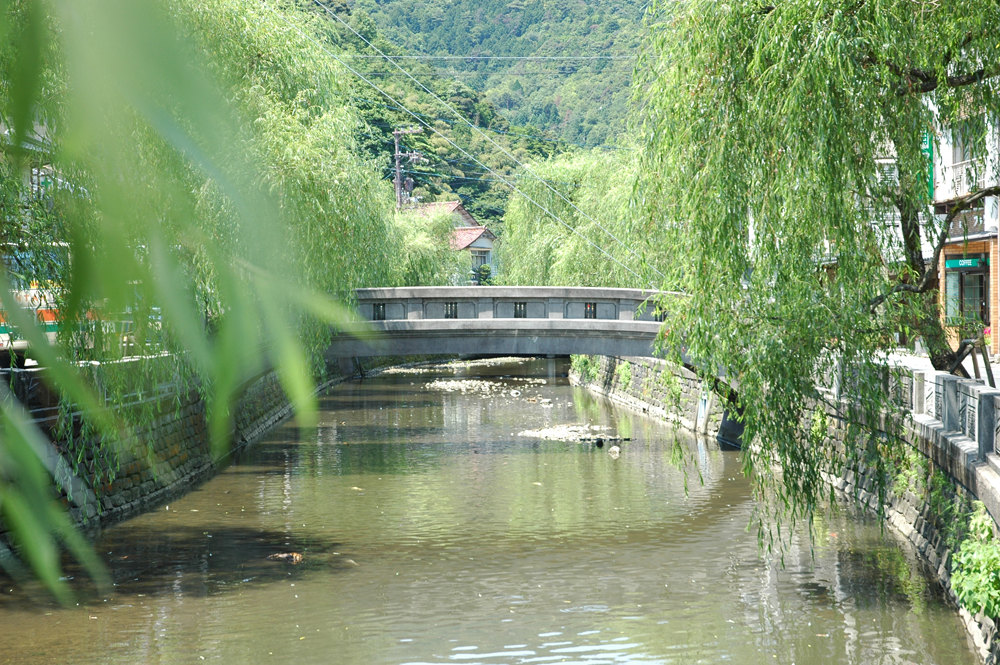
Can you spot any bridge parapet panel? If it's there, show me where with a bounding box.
[354,286,675,322]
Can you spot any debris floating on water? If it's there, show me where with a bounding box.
[267,552,303,564]
[516,424,621,443]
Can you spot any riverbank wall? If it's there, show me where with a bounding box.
[571,354,1000,663]
[1,355,445,537]
[568,355,725,436]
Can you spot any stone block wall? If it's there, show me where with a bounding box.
[76,389,215,526]
[60,365,300,530]
[0,354,452,540]
[569,355,724,435]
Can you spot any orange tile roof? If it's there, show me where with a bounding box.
[416,200,463,215]
[450,226,495,250]
[414,200,479,226]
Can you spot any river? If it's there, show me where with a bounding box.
[0,358,978,664]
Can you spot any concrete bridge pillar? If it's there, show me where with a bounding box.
[717,406,745,449]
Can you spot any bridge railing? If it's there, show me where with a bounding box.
[354,286,669,322]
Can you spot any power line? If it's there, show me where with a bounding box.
[347,71,633,76]
[336,55,637,60]
[262,3,649,284]
[314,1,663,282]
[401,166,583,188]
[358,99,633,151]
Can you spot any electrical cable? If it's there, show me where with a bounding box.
[261,3,650,284]
[338,55,637,60]
[361,104,632,151]
[313,0,664,282]
[400,166,583,188]
[346,70,632,76]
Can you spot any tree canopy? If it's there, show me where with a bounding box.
[498,148,666,289]
[636,0,1000,538]
[0,0,458,600]
[349,0,644,149]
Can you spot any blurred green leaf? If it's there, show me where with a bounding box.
[7,0,43,159]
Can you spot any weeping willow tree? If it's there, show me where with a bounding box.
[0,0,421,600]
[637,0,1000,541]
[498,149,668,289]
[392,208,469,287]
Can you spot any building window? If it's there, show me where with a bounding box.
[653,308,666,323]
[952,124,977,164]
[445,302,458,319]
[585,302,597,319]
[514,302,526,318]
[471,250,490,269]
[944,254,989,326]
[373,303,385,321]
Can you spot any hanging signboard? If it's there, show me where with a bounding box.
[921,133,934,200]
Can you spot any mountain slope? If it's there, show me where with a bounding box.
[350,0,646,148]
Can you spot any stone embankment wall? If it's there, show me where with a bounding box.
[2,355,443,537]
[569,355,724,435]
[70,367,312,529]
[572,354,1000,663]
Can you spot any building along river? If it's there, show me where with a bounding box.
[0,358,979,664]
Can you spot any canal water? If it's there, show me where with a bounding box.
[0,358,978,664]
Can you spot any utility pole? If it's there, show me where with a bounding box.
[393,127,423,209]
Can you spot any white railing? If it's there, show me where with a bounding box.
[942,159,986,198]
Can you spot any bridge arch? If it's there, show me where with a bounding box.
[324,286,667,359]
[325,286,744,448]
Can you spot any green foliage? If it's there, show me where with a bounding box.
[893,450,928,498]
[499,149,666,288]
[308,1,570,225]
[614,360,632,391]
[391,209,467,286]
[349,0,643,149]
[570,354,599,383]
[927,469,971,551]
[0,0,463,602]
[952,502,1000,619]
[636,0,1000,544]
[808,409,828,448]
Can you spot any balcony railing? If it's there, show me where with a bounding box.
[943,159,985,197]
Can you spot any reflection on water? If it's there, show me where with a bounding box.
[0,358,977,664]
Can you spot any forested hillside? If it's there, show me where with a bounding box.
[298,0,643,224]
[350,0,645,148]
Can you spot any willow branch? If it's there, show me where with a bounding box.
[881,58,1000,93]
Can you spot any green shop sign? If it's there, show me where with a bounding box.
[946,258,989,269]
[921,133,934,200]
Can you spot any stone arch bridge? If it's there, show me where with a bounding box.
[324,286,669,360]
[324,286,742,447]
